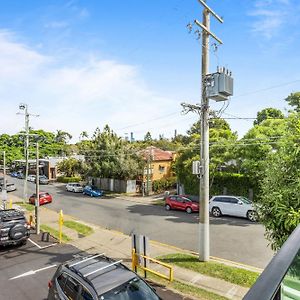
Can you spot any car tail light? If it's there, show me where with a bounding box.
[48,280,53,289]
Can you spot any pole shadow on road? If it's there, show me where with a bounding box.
[127,204,259,227]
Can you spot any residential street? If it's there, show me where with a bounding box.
[10,178,274,269]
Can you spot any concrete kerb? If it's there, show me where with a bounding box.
[9,194,251,299]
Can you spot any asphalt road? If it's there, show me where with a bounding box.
[9,177,274,269]
[0,233,190,300]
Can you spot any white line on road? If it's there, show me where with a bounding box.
[9,265,57,280]
[28,238,57,250]
[28,238,42,249]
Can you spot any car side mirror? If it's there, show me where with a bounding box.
[238,200,243,205]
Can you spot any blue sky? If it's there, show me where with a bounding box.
[0,0,299,142]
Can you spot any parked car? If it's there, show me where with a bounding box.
[27,175,36,182]
[9,172,18,178]
[5,183,16,192]
[0,209,30,247]
[29,192,53,205]
[165,195,199,213]
[209,195,258,222]
[16,172,25,179]
[66,182,83,193]
[47,253,161,300]
[38,175,49,185]
[83,185,103,197]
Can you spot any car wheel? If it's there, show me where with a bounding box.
[211,207,222,217]
[186,207,192,214]
[165,204,171,211]
[247,210,258,222]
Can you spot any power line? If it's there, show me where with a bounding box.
[231,79,300,99]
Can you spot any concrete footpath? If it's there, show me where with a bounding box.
[9,194,253,300]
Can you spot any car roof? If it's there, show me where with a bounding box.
[65,254,135,296]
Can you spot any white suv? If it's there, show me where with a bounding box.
[66,182,83,193]
[209,195,258,222]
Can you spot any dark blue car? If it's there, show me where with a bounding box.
[83,185,103,197]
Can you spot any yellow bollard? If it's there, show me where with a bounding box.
[59,210,64,243]
[8,199,13,209]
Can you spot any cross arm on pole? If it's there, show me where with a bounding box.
[194,20,223,45]
[197,0,223,23]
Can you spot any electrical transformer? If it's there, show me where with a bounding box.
[206,69,233,101]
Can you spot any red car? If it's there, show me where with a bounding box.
[165,195,199,214]
[29,192,53,205]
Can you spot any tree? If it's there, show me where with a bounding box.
[254,108,284,125]
[285,92,300,112]
[258,113,300,250]
[85,125,144,179]
[57,157,85,177]
[144,132,152,142]
[236,118,286,182]
[79,131,88,140]
[55,130,72,144]
[175,117,238,195]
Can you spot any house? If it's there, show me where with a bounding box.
[141,146,176,182]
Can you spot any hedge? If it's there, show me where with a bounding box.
[183,172,259,199]
[57,176,81,183]
[152,177,177,193]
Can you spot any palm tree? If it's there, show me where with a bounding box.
[55,130,72,143]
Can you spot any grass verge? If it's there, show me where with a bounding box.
[40,224,72,242]
[139,271,229,300]
[157,253,259,288]
[63,220,94,236]
[152,199,165,206]
[16,202,35,212]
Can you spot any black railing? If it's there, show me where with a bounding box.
[243,225,300,300]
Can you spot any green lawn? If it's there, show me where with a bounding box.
[157,253,259,288]
[40,224,72,242]
[63,220,94,236]
[16,202,35,212]
[141,271,229,300]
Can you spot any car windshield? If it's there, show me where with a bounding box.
[237,196,252,204]
[91,186,99,190]
[99,277,160,300]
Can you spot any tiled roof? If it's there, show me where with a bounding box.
[141,146,174,161]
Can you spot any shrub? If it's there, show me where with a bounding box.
[57,176,81,183]
[152,177,177,193]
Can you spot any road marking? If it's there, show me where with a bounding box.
[28,238,57,250]
[9,265,57,280]
[28,238,42,249]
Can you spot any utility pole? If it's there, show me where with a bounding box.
[199,3,211,263]
[2,151,7,209]
[182,0,224,262]
[17,103,39,204]
[35,142,40,234]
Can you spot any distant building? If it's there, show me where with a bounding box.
[141,146,176,182]
[12,155,84,180]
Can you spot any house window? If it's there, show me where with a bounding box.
[159,165,165,173]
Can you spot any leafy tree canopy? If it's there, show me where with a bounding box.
[285,92,300,112]
[254,107,284,125]
[258,113,300,250]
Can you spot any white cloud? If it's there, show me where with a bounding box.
[249,0,292,38]
[0,31,179,142]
